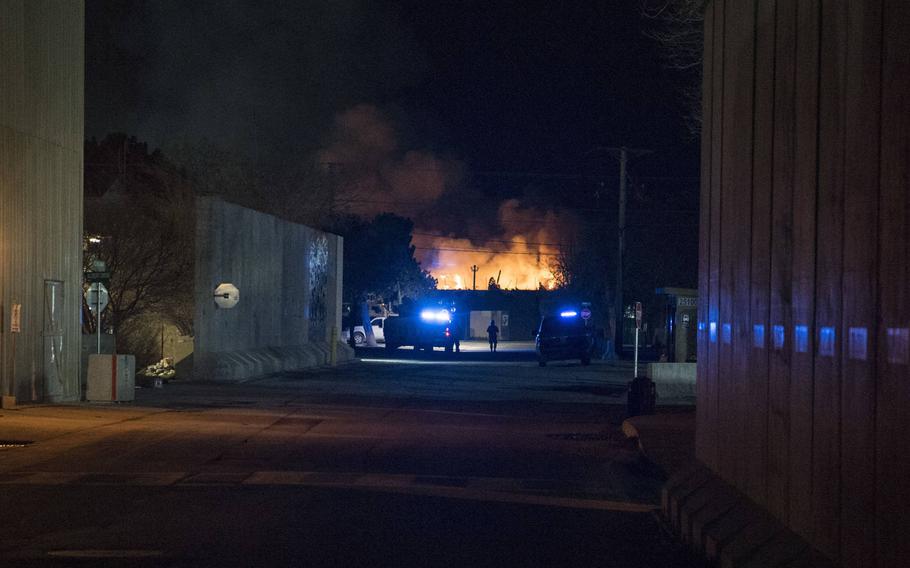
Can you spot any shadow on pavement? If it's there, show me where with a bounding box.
[355,346,537,363]
[547,384,629,397]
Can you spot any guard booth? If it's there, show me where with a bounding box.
[655,287,697,362]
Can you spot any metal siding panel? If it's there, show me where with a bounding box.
[696,1,716,468]
[876,1,910,565]
[768,0,797,522]
[706,0,726,474]
[839,2,882,566]
[811,0,847,559]
[719,0,755,489]
[749,0,776,507]
[786,0,820,540]
[0,1,84,403]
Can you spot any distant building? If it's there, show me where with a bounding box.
[654,287,697,362]
[0,2,85,403]
[432,289,544,341]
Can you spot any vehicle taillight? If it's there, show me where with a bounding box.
[445,328,451,337]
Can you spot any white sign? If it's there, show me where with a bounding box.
[10,304,21,333]
[85,283,109,314]
[634,301,643,329]
[213,283,240,309]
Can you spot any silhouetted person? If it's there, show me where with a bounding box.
[487,319,499,352]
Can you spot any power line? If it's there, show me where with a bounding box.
[321,161,698,181]
[334,196,697,214]
[413,246,560,257]
[411,232,568,248]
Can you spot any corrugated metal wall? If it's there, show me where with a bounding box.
[0,1,85,402]
[698,1,909,566]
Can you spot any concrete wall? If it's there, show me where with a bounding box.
[646,362,696,400]
[698,1,908,566]
[194,197,351,381]
[0,1,84,402]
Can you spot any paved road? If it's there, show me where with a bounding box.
[0,344,701,567]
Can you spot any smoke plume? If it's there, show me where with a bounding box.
[321,105,577,291]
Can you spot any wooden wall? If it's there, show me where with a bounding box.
[697,1,909,566]
[0,1,85,402]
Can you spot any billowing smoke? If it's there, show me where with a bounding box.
[415,199,577,291]
[322,105,577,290]
[319,104,464,218]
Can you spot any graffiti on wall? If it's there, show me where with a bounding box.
[308,235,329,340]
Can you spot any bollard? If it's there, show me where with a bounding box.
[627,375,656,417]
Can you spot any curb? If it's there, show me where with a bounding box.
[624,417,835,568]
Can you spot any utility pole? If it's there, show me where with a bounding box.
[590,146,651,357]
[471,265,478,291]
[616,147,628,359]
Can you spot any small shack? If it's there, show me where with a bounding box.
[655,287,697,362]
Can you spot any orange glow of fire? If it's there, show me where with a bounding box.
[418,236,559,291]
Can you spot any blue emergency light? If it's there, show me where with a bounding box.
[420,309,451,324]
[560,310,578,317]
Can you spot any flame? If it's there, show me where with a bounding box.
[417,235,559,291]
[415,199,572,291]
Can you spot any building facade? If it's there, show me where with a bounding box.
[0,1,85,403]
[697,1,908,566]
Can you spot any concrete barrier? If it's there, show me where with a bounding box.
[86,354,136,402]
[197,341,356,382]
[646,362,697,399]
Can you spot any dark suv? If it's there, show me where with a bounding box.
[534,312,594,366]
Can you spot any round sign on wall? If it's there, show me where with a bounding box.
[213,283,240,309]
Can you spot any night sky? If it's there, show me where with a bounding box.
[86,0,700,292]
[86,0,696,179]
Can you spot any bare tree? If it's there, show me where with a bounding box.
[641,0,706,135]
[84,181,195,334]
[85,136,197,340]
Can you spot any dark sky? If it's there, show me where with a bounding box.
[86,0,700,293]
[86,0,697,178]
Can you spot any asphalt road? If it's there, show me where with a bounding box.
[0,343,702,567]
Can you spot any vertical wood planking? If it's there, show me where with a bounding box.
[767,0,797,521]
[696,3,716,466]
[706,0,727,473]
[876,1,910,565]
[748,0,776,506]
[811,1,847,559]
[839,2,882,566]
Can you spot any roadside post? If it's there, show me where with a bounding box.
[85,263,111,355]
[633,301,642,378]
[85,283,109,354]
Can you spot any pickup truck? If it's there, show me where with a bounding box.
[384,309,457,352]
[343,317,388,345]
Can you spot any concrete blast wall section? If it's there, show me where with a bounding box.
[194,197,352,381]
